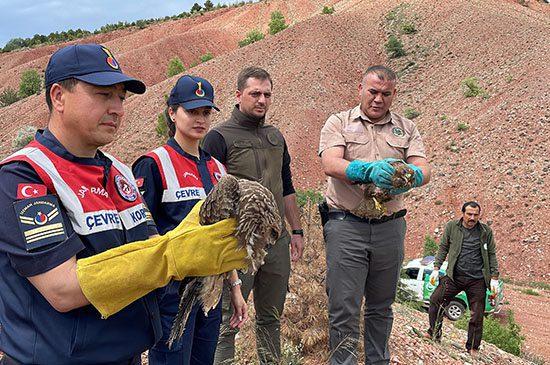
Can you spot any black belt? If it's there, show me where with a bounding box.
[328,209,406,224]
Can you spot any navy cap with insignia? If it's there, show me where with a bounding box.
[167,75,219,111]
[45,44,146,94]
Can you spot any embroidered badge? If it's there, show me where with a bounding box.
[102,47,120,70]
[114,175,138,202]
[392,127,405,137]
[17,183,47,199]
[195,82,205,97]
[14,195,67,252]
[267,132,280,146]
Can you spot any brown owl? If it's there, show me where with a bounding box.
[351,160,415,218]
[168,174,281,347]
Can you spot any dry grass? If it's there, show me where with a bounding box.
[235,202,367,364]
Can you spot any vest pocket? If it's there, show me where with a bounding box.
[231,140,261,180]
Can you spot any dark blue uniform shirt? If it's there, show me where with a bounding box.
[132,138,216,235]
[0,130,161,364]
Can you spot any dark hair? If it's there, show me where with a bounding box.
[165,105,179,138]
[363,65,397,83]
[237,67,273,91]
[45,78,78,112]
[461,201,481,213]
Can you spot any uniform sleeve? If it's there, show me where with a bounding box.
[319,114,345,156]
[202,130,227,164]
[405,125,427,159]
[0,162,85,277]
[281,140,296,196]
[434,222,451,269]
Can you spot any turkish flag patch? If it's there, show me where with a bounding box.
[17,184,47,199]
[135,177,144,188]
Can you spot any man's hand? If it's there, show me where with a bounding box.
[345,159,397,188]
[290,233,304,262]
[490,279,499,294]
[429,269,440,286]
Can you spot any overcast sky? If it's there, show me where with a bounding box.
[0,1,235,47]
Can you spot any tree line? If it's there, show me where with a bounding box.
[1,1,257,53]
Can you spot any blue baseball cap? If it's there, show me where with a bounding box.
[167,75,219,111]
[45,44,146,94]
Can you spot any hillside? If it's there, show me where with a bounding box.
[0,0,548,361]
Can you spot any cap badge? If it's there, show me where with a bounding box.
[102,47,119,70]
[392,127,405,137]
[195,82,205,97]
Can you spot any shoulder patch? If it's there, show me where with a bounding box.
[14,195,67,252]
[17,183,47,199]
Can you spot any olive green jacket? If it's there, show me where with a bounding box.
[434,219,499,287]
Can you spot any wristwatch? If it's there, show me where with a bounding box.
[291,229,304,236]
[230,278,242,288]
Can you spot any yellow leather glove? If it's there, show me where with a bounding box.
[76,201,246,318]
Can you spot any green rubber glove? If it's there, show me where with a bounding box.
[76,201,246,318]
[345,159,396,188]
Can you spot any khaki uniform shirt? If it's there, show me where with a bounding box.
[319,105,427,214]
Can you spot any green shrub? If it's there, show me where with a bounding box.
[457,122,469,131]
[404,107,420,119]
[166,57,185,78]
[322,6,335,14]
[439,114,448,121]
[521,288,540,296]
[401,23,417,34]
[528,281,550,290]
[423,235,438,257]
[461,77,487,98]
[190,2,202,13]
[156,113,168,138]
[448,140,459,153]
[456,310,524,355]
[385,35,405,58]
[189,61,199,68]
[269,11,288,35]
[12,125,37,150]
[0,87,21,107]
[238,29,264,47]
[19,69,42,98]
[296,189,323,209]
[199,52,214,63]
[204,0,214,11]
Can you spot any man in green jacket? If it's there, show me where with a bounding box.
[427,201,499,356]
[202,66,304,365]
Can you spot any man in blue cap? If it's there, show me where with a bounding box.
[0,44,246,365]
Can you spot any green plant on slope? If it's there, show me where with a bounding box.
[269,11,288,35]
[385,35,405,58]
[19,69,42,98]
[166,56,185,77]
[455,310,524,356]
[238,29,265,47]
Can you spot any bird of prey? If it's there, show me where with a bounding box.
[351,160,415,218]
[168,174,282,347]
